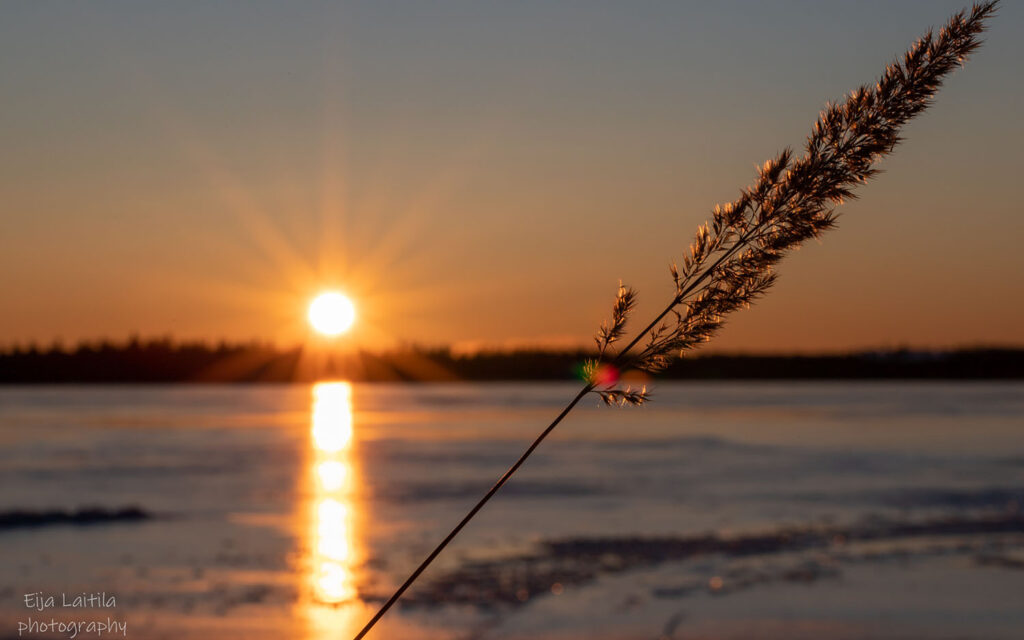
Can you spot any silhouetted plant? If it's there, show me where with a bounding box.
[586,0,998,405]
[353,3,997,637]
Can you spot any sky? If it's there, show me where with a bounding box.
[2,1,1022,353]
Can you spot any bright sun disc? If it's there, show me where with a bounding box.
[308,292,356,336]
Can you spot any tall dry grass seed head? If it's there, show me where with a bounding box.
[352,3,997,637]
[585,0,998,405]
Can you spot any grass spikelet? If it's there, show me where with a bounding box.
[352,4,998,637]
[588,0,998,403]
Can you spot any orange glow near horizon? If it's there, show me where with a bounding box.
[4,3,1024,355]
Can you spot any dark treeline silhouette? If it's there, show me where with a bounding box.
[0,338,1022,383]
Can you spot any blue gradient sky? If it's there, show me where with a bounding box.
[2,1,1022,351]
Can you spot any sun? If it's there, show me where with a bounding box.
[308,292,356,336]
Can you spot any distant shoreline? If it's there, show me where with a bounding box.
[1,341,1021,383]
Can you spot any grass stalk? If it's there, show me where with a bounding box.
[351,3,997,637]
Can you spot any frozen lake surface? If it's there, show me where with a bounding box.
[1,381,1022,639]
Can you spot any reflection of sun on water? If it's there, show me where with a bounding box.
[311,382,355,604]
[306,381,365,637]
[315,497,354,601]
[316,460,349,492]
[312,383,353,453]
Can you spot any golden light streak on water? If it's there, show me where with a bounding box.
[310,382,356,605]
[305,381,365,638]
[312,382,353,453]
[303,382,430,639]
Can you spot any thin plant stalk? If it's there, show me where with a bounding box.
[351,385,592,640]
[351,3,996,637]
